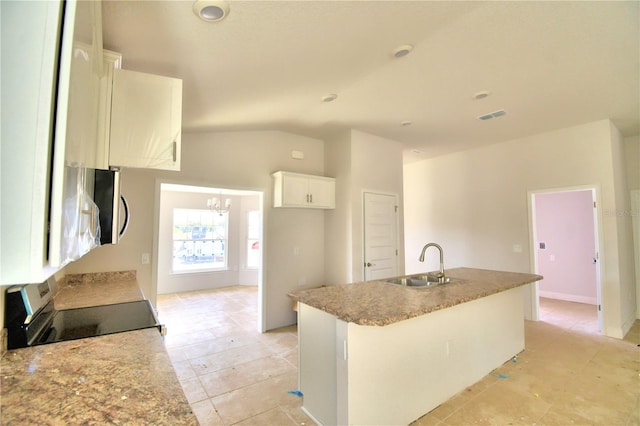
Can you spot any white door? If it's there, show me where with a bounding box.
[363,192,399,281]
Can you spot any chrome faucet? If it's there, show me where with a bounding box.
[419,243,446,283]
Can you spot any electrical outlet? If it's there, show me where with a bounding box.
[141,253,150,264]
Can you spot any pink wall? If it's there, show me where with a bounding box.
[535,190,597,304]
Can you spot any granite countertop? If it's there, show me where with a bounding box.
[289,267,542,326]
[1,329,196,425]
[1,271,197,424]
[54,270,144,309]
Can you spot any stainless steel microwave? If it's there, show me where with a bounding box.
[93,169,129,244]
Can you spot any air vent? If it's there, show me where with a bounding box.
[478,109,507,121]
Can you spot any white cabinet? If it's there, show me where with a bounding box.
[1,0,62,284]
[272,171,335,209]
[49,0,103,268]
[1,0,89,283]
[108,68,182,170]
[64,40,104,168]
[91,50,182,171]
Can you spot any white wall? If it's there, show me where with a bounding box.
[66,130,327,331]
[624,136,639,191]
[623,136,640,319]
[325,129,405,285]
[325,131,353,285]
[609,123,636,332]
[404,119,635,338]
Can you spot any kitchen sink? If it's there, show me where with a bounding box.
[385,274,456,288]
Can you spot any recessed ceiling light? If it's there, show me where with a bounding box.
[392,44,414,58]
[400,121,412,127]
[321,94,338,102]
[473,91,491,100]
[193,0,230,22]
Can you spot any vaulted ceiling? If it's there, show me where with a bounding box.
[102,1,639,162]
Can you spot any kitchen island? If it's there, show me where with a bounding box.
[1,272,197,425]
[289,267,542,426]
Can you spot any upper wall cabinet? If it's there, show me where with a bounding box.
[272,171,336,209]
[1,0,65,284]
[1,0,104,283]
[108,68,182,171]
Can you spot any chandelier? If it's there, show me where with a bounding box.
[207,194,231,215]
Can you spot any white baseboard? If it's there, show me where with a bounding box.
[539,291,597,305]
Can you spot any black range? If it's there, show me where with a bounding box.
[4,277,164,350]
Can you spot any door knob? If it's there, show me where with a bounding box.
[366,262,375,267]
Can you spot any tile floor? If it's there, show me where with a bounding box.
[158,288,640,426]
[157,286,311,426]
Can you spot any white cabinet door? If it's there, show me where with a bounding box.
[272,171,336,209]
[308,177,335,209]
[94,50,122,170]
[1,0,64,284]
[109,68,182,170]
[63,0,103,169]
[49,0,103,268]
[282,174,310,206]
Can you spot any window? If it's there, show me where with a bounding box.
[172,208,228,272]
[246,210,260,269]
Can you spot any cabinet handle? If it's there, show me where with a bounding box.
[172,141,177,162]
[310,194,313,203]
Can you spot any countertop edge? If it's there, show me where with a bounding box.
[289,267,543,326]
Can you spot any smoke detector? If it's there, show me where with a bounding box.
[321,94,338,103]
[392,44,414,58]
[472,91,491,100]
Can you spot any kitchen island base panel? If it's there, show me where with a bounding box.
[299,286,525,426]
[299,302,339,425]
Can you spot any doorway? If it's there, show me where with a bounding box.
[153,182,264,332]
[529,187,602,332]
[363,192,399,281]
